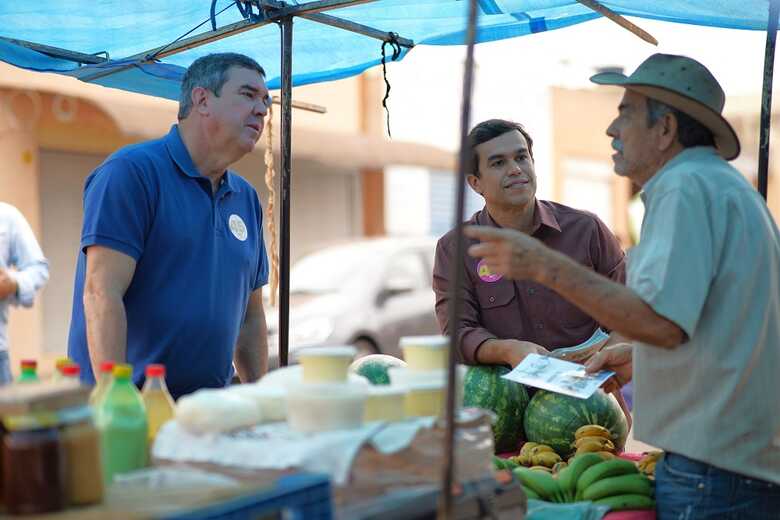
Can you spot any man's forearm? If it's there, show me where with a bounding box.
[83,291,127,375]
[233,314,268,382]
[538,252,683,348]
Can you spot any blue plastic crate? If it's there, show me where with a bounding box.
[163,473,333,520]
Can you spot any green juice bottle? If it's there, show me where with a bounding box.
[95,364,148,484]
[17,359,39,383]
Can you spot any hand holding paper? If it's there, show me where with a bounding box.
[585,343,634,393]
[502,353,615,399]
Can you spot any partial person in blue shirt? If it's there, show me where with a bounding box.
[68,53,272,399]
[0,202,49,385]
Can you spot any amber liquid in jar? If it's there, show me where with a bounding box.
[2,426,65,514]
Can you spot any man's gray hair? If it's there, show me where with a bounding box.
[178,53,266,120]
[646,97,715,149]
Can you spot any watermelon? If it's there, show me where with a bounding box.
[348,354,406,385]
[462,365,530,453]
[523,389,629,458]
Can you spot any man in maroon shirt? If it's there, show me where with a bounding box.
[433,119,626,368]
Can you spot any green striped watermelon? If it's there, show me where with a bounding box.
[463,365,530,453]
[522,389,628,458]
[348,354,406,385]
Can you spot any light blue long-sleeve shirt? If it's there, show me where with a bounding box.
[0,202,49,352]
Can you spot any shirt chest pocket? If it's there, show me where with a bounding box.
[475,280,515,309]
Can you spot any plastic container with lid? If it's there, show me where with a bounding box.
[364,386,406,422]
[89,361,116,409]
[59,405,104,506]
[399,335,449,371]
[297,346,356,383]
[141,364,175,444]
[404,381,446,417]
[17,359,39,383]
[2,413,65,514]
[286,382,366,433]
[95,364,148,484]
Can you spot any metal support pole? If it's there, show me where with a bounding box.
[759,0,780,199]
[439,0,478,518]
[279,16,294,366]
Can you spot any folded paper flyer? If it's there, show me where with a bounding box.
[502,353,615,399]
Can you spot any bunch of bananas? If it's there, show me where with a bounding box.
[513,453,655,511]
[510,442,562,470]
[636,450,663,478]
[570,424,617,459]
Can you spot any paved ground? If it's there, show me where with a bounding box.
[624,416,658,454]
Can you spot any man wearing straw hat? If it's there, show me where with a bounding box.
[465,54,780,517]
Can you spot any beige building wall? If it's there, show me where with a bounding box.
[550,86,633,247]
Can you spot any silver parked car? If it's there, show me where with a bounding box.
[265,237,440,367]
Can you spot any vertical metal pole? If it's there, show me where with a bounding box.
[279,16,293,366]
[439,1,479,518]
[759,0,780,199]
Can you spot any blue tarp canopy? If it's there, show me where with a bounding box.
[0,1,773,99]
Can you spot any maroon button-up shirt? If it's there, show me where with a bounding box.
[432,200,626,364]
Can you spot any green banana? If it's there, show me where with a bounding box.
[593,493,655,511]
[582,474,653,502]
[512,467,563,501]
[560,453,603,500]
[576,459,638,498]
[492,455,506,470]
[522,486,541,500]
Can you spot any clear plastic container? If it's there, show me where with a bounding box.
[2,415,65,514]
[364,386,406,422]
[399,335,449,371]
[89,361,115,409]
[297,346,356,383]
[59,406,104,506]
[141,364,175,444]
[404,381,445,417]
[95,364,148,484]
[286,382,366,433]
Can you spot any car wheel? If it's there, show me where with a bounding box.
[353,338,379,359]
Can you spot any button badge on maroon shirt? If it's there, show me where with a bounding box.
[477,259,502,283]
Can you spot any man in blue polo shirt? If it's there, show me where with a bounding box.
[68,53,271,399]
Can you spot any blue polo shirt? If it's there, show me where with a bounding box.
[68,125,269,399]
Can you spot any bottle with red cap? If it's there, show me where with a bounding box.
[141,364,175,444]
[89,361,115,409]
[60,364,81,382]
[17,359,39,383]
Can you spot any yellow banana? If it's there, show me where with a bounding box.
[573,436,616,451]
[574,424,611,440]
[520,442,540,456]
[576,439,615,455]
[529,444,555,456]
[532,451,562,468]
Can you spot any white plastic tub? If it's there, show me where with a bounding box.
[286,382,366,433]
[296,346,357,383]
[364,386,406,422]
[399,335,449,371]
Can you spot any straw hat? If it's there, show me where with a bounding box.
[590,53,740,160]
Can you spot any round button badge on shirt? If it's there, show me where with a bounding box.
[228,214,248,242]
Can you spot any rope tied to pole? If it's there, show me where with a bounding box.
[263,103,280,307]
[380,32,402,138]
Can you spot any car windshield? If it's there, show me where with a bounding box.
[290,243,378,294]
